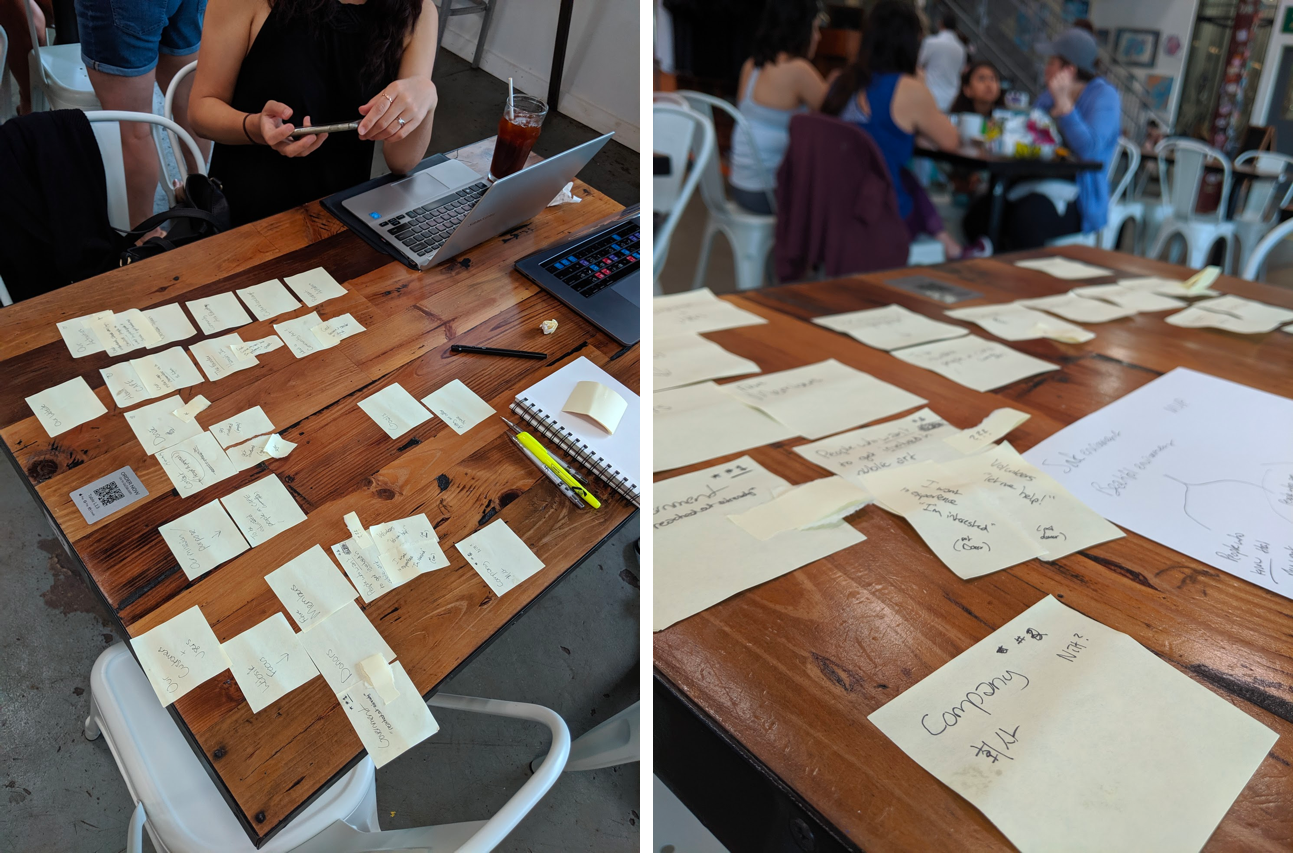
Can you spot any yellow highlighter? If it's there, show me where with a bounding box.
[501,417,601,509]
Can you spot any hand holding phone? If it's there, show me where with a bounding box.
[256,101,331,158]
[289,120,361,139]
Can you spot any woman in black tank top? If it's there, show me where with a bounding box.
[190,0,440,226]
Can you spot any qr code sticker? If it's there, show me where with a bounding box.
[94,480,126,506]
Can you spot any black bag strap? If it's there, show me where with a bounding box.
[122,207,222,241]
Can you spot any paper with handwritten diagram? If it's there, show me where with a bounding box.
[653,381,795,473]
[159,498,250,579]
[311,313,366,345]
[131,605,231,706]
[274,311,334,358]
[210,406,275,449]
[719,359,926,440]
[1013,256,1113,279]
[297,601,395,697]
[125,395,203,454]
[284,268,347,306]
[869,595,1278,853]
[186,292,253,335]
[1014,293,1138,324]
[793,408,965,482]
[813,303,970,351]
[369,514,448,583]
[236,279,302,321]
[223,612,320,713]
[57,310,113,357]
[219,474,307,547]
[653,333,760,391]
[1024,367,1293,598]
[230,336,284,360]
[946,304,1094,344]
[358,383,433,439]
[653,287,768,336]
[158,432,238,498]
[727,476,870,540]
[890,336,1059,393]
[420,379,495,435]
[190,333,259,381]
[332,536,398,603]
[338,660,439,769]
[264,545,358,630]
[654,457,866,631]
[943,408,1031,455]
[25,376,107,437]
[142,304,198,347]
[455,519,545,597]
[1070,283,1186,313]
[1164,294,1293,334]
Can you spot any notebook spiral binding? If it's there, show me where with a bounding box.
[511,397,640,507]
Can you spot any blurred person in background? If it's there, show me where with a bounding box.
[918,13,965,113]
[949,60,1003,118]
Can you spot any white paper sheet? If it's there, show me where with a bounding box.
[223,612,320,714]
[337,660,439,769]
[264,545,358,631]
[1014,293,1138,323]
[812,303,971,350]
[186,292,253,335]
[454,519,545,597]
[89,309,159,356]
[945,304,1095,343]
[264,434,296,458]
[219,474,307,547]
[142,304,198,347]
[358,383,433,439]
[654,457,867,631]
[284,268,347,306]
[209,406,275,449]
[869,595,1278,853]
[653,333,761,390]
[1013,256,1113,279]
[792,408,965,481]
[420,379,496,435]
[159,498,251,580]
[157,431,239,498]
[190,333,259,381]
[889,336,1060,392]
[297,601,394,697]
[274,311,334,358]
[124,395,203,455]
[25,376,108,437]
[236,280,302,321]
[653,381,796,473]
[1024,367,1293,598]
[130,605,231,706]
[653,287,768,336]
[57,310,113,357]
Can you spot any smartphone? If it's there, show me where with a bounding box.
[287,120,360,139]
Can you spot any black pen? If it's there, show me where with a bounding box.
[450,344,547,360]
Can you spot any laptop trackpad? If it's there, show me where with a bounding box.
[612,276,641,306]
[400,159,483,202]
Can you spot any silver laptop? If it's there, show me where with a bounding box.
[343,133,613,269]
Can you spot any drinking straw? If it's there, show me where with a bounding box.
[508,78,515,120]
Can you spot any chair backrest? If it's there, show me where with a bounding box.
[85,111,207,177]
[163,61,199,169]
[652,101,693,215]
[1234,150,1293,224]
[1156,137,1232,223]
[0,26,8,87]
[1240,215,1293,282]
[677,89,776,214]
[653,104,715,282]
[1107,137,1140,207]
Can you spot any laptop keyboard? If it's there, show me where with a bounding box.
[380,181,489,258]
[540,228,641,297]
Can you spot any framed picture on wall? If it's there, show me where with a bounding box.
[1113,28,1160,68]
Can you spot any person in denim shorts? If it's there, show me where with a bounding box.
[76,0,210,229]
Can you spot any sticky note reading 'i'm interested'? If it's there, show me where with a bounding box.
[25,376,108,437]
[454,519,545,597]
[130,605,231,706]
[263,545,358,631]
[562,380,627,433]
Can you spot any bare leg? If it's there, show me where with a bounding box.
[0,0,46,113]
[156,51,210,174]
[86,66,159,228]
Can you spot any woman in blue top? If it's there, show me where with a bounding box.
[821,1,973,260]
[963,28,1121,249]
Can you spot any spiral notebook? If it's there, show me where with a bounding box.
[511,357,640,507]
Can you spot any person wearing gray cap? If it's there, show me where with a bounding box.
[964,26,1121,250]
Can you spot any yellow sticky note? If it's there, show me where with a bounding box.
[25,377,108,437]
[727,476,871,541]
[944,408,1031,455]
[171,395,210,423]
[562,380,627,433]
[130,605,231,706]
[357,653,401,703]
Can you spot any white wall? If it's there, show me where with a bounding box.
[439,0,640,151]
[1253,0,1293,125]
[1089,0,1199,125]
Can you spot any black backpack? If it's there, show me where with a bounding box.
[118,172,232,265]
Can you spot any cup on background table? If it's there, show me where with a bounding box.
[957,113,985,144]
[489,94,549,181]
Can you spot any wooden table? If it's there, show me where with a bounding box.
[0,137,638,846]
[914,146,1103,247]
[654,246,1293,852]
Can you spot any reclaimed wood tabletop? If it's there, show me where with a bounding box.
[653,246,1293,852]
[0,137,639,846]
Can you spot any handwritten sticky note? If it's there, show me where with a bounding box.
[719,359,927,440]
[297,600,394,696]
[90,309,160,356]
[1117,275,1221,299]
[157,432,239,498]
[185,292,253,336]
[563,381,627,434]
[793,408,964,481]
[369,514,448,583]
[142,303,198,347]
[943,408,1031,455]
[284,268,347,307]
[1184,264,1222,293]
[813,304,970,351]
[311,313,366,345]
[222,612,319,714]
[419,379,495,435]
[226,434,272,471]
[454,519,545,597]
[653,381,796,473]
[1070,284,1186,313]
[946,304,1095,343]
[134,347,204,397]
[190,333,259,381]
[209,406,275,449]
[1014,293,1138,324]
[159,499,250,580]
[230,336,284,361]
[264,545,358,631]
[728,476,870,540]
[236,279,302,321]
[274,311,334,358]
[172,395,210,423]
[57,310,113,357]
[331,537,396,603]
[869,595,1278,853]
[358,383,433,439]
[343,511,375,549]
[264,433,296,458]
[356,654,400,703]
[654,287,768,336]
[1165,294,1293,334]
[219,474,307,547]
[131,605,231,706]
[1013,256,1113,279]
[25,376,108,437]
[125,395,204,454]
[101,361,150,409]
[338,660,439,769]
[889,336,1059,393]
[653,333,760,391]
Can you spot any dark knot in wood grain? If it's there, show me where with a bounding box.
[26,458,58,482]
[374,488,397,501]
[499,489,522,508]
[811,652,865,693]
[436,474,451,492]
[255,811,266,823]
[212,746,226,760]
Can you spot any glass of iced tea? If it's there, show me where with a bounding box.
[488,94,548,181]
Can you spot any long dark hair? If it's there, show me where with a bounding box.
[273,0,420,87]
[750,0,822,66]
[821,0,923,116]
[949,61,1003,114]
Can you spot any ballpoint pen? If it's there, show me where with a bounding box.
[510,435,583,507]
[501,417,601,509]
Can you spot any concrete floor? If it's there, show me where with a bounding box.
[0,49,639,853]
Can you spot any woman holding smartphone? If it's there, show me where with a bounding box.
[190,0,440,226]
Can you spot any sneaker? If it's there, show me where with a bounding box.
[960,236,993,259]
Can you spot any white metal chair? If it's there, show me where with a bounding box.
[677,90,777,291]
[1149,138,1237,271]
[434,0,496,70]
[86,110,206,232]
[532,700,639,773]
[87,642,572,853]
[1231,150,1293,275]
[159,59,200,203]
[653,103,715,292]
[23,0,98,112]
[1240,216,1293,282]
[651,94,690,216]
[1101,136,1144,251]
